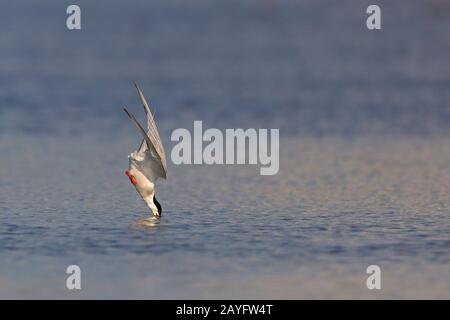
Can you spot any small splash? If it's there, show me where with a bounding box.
[132,216,161,228]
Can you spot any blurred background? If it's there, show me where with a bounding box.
[0,0,449,299]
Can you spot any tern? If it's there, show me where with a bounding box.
[123,83,167,217]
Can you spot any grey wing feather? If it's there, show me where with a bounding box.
[133,82,168,174]
[123,106,167,181]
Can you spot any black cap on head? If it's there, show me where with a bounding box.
[153,196,162,216]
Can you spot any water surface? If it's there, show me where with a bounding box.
[1,0,450,298]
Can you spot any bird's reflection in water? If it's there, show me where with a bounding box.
[132,216,161,229]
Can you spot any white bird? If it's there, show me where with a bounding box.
[123,82,167,217]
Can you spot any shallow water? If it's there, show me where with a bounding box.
[1,0,450,298]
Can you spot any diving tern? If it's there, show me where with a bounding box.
[123,83,167,217]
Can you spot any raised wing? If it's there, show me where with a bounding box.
[133,82,167,173]
[124,84,167,181]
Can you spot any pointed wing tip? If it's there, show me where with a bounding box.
[123,107,131,117]
[133,81,142,93]
[133,81,152,117]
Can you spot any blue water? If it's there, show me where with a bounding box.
[1,0,450,298]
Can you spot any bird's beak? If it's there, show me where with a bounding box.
[125,170,137,185]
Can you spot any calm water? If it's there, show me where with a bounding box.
[1,0,450,299]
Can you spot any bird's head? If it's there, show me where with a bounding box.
[125,170,162,217]
[153,196,162,216]
[143,195,162,217]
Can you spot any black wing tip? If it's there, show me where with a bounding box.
[123,107,131,116]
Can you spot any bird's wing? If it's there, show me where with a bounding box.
[123,87,167,181]
[133,82,168,173]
